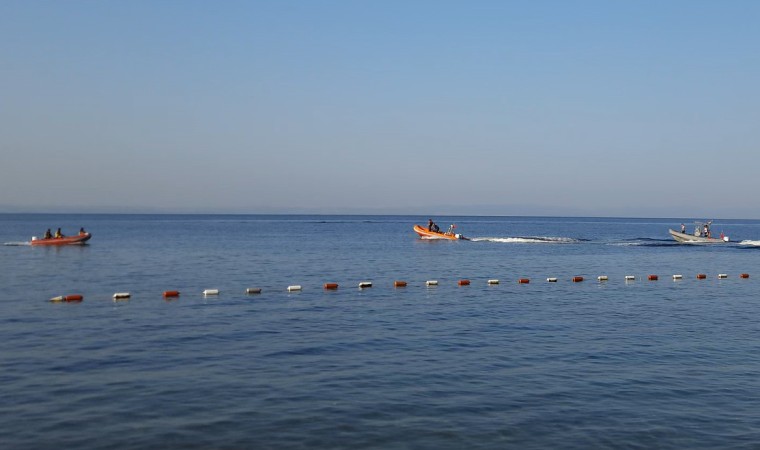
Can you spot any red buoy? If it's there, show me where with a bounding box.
[741,273,750,279]
[323,283,339,290]
[648,275,658,281]
[64,294,83,302]
[458,279,470,286]
[394,281,407,287]
[572,276,584,283]
[518,278,530,284]
[163,290,180,298]
[696,274,707,279]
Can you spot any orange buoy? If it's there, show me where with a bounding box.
[740,273,750,279]
[64,294,83,302]
[518,278,530,284]
[394,280,407,287]
[572,276,584,283]
[323,283,339,290]
[648,275,658,281]
[163,290,180,298]
[458,279,470,286]
[697,274,707,279]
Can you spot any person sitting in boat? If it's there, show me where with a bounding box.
[79,227,87,236]
[55,228,63,238]
[428,219,440,233]
[44,229,52,239]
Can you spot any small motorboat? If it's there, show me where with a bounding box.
[669,221,728,243]
[31,233,92,246]
[413,224,468,240]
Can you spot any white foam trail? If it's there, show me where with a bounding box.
[739,240,760,246]
[471,236,577,244]
[3,241,31,246]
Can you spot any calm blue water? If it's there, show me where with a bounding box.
[2,214,760,449]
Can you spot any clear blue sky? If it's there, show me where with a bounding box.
[1,1,758,217]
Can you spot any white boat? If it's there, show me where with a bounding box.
[669,221,728,243]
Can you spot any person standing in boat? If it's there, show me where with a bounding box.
[681,223,686,233]
[428,219,440,233]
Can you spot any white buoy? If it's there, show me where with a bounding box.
[625,275,636,281]
[673,274,683,280]
[112,292,131,299]
[487,279,499,285]
[358,281,372,288]
[203,289,219,296]
[287,285,302,292]
[245,288,262,294]
[546,277,558,282]
[597,275,608,282]
[718,274,728,279]
[426,280,438,286]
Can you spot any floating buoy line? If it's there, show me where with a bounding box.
[47,272,751,303]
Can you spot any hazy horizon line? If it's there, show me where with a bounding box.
[0,208,755,221]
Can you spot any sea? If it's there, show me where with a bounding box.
[2,214,760,449]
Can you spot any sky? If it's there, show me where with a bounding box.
[1,1,759,217]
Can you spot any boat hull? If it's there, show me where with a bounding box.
[668,229,726,244]
[413,225,467,240]
[31,233,92,246]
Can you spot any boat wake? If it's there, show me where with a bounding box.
[608,238,676,247]
[738,240,760,247]
[471,236,580,244]
[3,241,31,246]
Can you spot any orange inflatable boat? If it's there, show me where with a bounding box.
[31,233,92,246]
[413,224,467,240]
